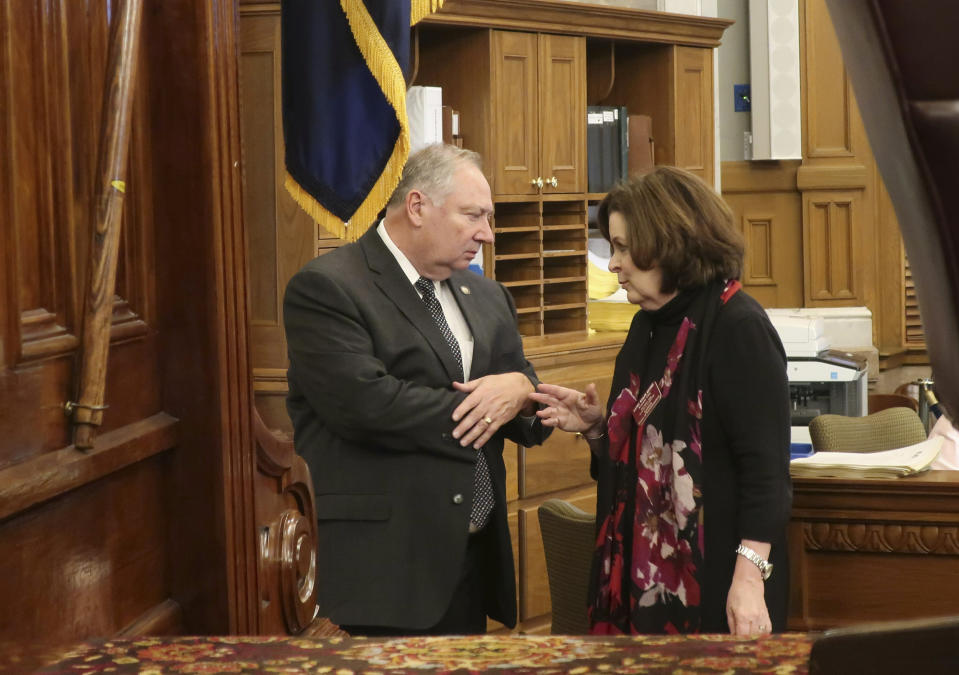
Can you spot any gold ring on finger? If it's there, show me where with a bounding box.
[483,416,493,425]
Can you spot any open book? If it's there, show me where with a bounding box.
[790,435,944,479]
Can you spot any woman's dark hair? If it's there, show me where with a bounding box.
[596,166,744,294]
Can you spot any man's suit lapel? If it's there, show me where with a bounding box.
[449,270,492,379]
[360,229,464,382]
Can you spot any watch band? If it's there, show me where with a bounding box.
[735,543,773,581]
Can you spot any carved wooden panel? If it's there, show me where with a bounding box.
[492,30,539,196]
[1,0,256,642]
[674,46,713,185]
[538,34,585,194]
[790,472,959,630]
[253,407,322,634]
[803,191,862,303]
[239,7,318,379]
[721,161,804,308]
[802,0,853,158]
[5,0,82,362]
[0,453,176,639]
[743,216,773,283]
[803,522,959,556]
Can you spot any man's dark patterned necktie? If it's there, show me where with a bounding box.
[415,276,494,530]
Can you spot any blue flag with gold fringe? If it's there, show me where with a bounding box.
[281,1,444,242]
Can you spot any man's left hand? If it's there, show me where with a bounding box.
[451,373,535,449]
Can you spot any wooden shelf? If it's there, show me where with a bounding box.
[544,302,587,311]
[500,279,543,288]
[495,225,540,233]
[495,252,540,261]
[544,275,587,284]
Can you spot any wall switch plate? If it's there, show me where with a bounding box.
[734,84,751,112]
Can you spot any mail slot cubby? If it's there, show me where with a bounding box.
[543,255,586,280]
[494,229,541,257]
[507,283,543,311]
[487,198,588,339]
[543,227,586,255]
[544,280,585,308]
[495,258,542,284]
[517,311,543,338]
[493,200,540,230]
[544,306,587,335]
[542,199,586,228]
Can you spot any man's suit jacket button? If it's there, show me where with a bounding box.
[452,493,464,505]
[441,433,451,441]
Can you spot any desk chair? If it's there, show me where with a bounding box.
[538,499,595,635]
[810,615,959,675]
[809,407,927,453]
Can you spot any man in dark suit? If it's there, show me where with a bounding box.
[283,144,551,635]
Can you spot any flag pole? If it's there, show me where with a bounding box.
[68,0,144,450]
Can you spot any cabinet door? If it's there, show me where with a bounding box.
[491,31,538,196]
[674,46,713,186]
[538,34,586,194]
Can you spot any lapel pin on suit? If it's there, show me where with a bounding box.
[460,285,471,295]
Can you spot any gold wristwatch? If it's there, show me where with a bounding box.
[735,543,773,581]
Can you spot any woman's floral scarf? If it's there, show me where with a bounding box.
[588,279,740,635]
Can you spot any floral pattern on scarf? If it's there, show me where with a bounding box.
[589,280,741,635]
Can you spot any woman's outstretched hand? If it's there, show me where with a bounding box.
[529,382,605,435]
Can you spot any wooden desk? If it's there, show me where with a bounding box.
[789,470,959,630]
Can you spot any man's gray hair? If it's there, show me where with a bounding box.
[387,143,483,210]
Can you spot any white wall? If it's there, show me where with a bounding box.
[717,0,751,161]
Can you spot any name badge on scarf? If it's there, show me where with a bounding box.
[633,380,663,426]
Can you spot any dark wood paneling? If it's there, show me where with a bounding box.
[238,6,324,401]
[0,454,171,642]
[1,0,255,643]
[790,472,959,631]
[146,0,256,634]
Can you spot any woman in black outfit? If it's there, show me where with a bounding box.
[530,167,791,635]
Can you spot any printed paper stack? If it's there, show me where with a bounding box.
[790,435,943,479]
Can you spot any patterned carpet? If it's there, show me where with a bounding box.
[34,633,813,673]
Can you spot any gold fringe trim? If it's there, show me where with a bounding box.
[411,0,445,25]
[284,172,353,242]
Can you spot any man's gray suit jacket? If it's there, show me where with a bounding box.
[284,227,551,630]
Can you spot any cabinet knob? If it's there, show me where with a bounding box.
[530,177,544,189]
[547,176,558,188]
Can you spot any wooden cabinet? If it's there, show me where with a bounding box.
[419,29,588,338]
[417,28,585,199]
[490,31,586,196]
[416,12,723,341]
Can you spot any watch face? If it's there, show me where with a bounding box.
[763,563,773,581]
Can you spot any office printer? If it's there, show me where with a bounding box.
[766,314,868,448]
